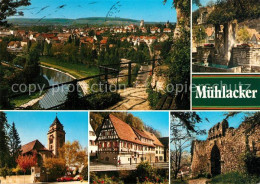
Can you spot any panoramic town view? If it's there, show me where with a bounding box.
[170,111,260,184]
[0,111,88,183]
[192,0,260,73]
[89,112,169,183]
[0,0,190,110]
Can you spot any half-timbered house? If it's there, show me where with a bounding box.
[96,114,164,165]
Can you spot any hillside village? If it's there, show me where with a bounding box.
[0,21,174,54]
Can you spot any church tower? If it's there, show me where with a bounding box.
[47,115,65,156]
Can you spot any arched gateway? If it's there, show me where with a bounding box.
[210,144,221,176]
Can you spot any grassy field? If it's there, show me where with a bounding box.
[210,172,260,184]
[10,75,49,108]
[40,56,99,79]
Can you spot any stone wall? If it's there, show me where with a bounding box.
[0,175,34,184]
[191,121,260,177]
[232,47,260,72]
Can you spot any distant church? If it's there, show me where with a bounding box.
[21,115,66,163]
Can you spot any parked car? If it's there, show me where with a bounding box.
[73,175,83,181]
[57,175,74,182]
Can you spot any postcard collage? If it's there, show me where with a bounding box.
[0,0,259,183]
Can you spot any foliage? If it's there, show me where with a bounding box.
[136,161,154,182]
[64,82,81,110]
[0,42,13,62]
[164,0,191,25]
[237,27,251,43]
[0,112,10,168]
[168,25,190,109]
[0,166,12,178]
[84,92,121,110]
[193,25,207,44]
[59,141,87,168]
[147,87,162,110]
[81,165,88,181]
[210,172,260,184]
[44,157,66,181]
[16,151,37,172]
[90,167,169,184]
[170,112,205,179]
[8,122,21,168]
[170,112,205,135]
[207,0,260,24]
[243,151,260,176]
[0,0,31,26]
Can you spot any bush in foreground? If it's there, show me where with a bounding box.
[210,172,260,184]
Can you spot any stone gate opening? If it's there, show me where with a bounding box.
[210,144,221,176]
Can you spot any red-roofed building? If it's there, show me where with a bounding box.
[96,114,165,165]
[21,140,53,163]
[21,116,65,165]
[163,28,171,33]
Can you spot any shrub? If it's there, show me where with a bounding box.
[0,166,11,178]
[81,165,88,181]
[243,151,260,176]
[211,172,260,184]
[44,157,66,181]
[147,88,161,109]
[84,92,121,109]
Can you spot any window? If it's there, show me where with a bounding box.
[104,142,107,148]
[159,156,163,161]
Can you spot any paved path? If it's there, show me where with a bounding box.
[90,162,168,172]
[108,65,152,110]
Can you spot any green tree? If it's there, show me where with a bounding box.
[23,47,40,83]
[207,0,260,24]
[0,0,31,26]
[8,122,21,168]
[0,112,10,168]
[170,112,205,179]
[59,141,87,168]
[44,157,66,181]
[237,27,251,44]
[0,42,12,62]
[64,81,82,110]
[193,25,207,45]
[43,42,52,56]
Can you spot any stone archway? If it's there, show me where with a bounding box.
[210,144,221,176]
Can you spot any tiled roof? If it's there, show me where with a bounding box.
[21,139,49,154]
[132,127,153,140]
[143,130,164,147]
[109,114,155,147]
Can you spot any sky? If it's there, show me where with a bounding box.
[192,0,216,11]
[131,111,169,137]
[170,112,252,151]
[4,111,88,148]
[13,0,177,22]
